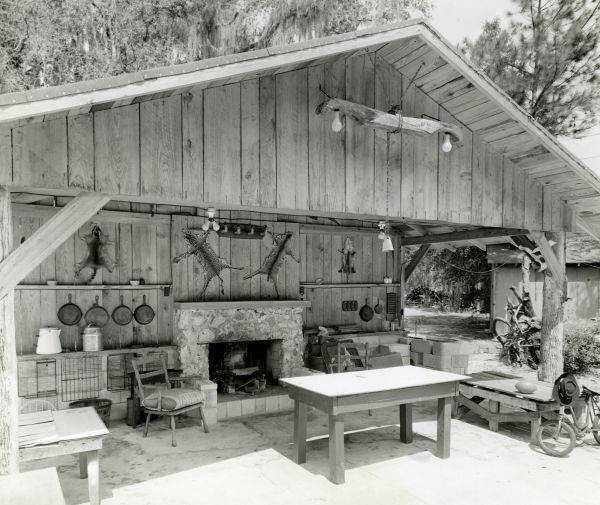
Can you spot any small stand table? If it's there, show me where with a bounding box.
[456,371,560,442]
[19,407,108,505]
[281,366,466,484]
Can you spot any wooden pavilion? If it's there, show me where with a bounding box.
[1,18,599,474]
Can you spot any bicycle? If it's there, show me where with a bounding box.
[491,286,541,369]
[536,382,600,457]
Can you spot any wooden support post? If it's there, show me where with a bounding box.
[399,244,405,330]
[404,244,431,281]
[0,187,18,475]
[0,192,110,302]
[536,231,567,383]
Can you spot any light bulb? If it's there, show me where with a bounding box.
[442,133,452,153]
[201,222,210,231]
[212,222,220,231]
[331,110,343,133]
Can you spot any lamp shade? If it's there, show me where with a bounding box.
[36,328,62,354]
[382,235,394,253]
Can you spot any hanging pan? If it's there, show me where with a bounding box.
[57,294,82,326]
[359,298,374,322]
[374,298,384,315]
[84,295,109,327]
[112,295,133,326]
[134,295,155,325]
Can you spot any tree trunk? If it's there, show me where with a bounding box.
[0,187,18,474]
[538,231,566,383]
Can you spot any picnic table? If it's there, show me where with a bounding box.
[281,366,467,484]
[19,407,109,505]
[455,371,560,442]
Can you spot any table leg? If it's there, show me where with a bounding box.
[79,452,88,478]
[531,414,541,445]
[488,400,500,432]
[293,400,307,464]
[329,414,345,484]
[437,397,451,459]
[399,404,413,443]
[87,450,100,505]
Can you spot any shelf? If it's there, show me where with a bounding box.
[300,283,401,289]
[17,345,177,361]
[174,300,312,310]
[15,284,171,291]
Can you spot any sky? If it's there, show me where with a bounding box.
[428,0,600,175]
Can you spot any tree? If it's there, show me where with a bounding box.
[461,0,600,136]
[0,0,432,93]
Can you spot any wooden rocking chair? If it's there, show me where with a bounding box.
[131,354,208,447]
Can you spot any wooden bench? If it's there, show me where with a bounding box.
[455,371,559,443]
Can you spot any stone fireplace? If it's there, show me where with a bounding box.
[174,301,309,383]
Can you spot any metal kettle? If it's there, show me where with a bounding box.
[36,328,62,354]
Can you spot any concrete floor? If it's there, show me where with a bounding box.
[22,311,600,505]
[22,398,600,505]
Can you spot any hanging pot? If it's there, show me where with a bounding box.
[374,298,384,315]
[112,295,133,326]
[57,294,82,326]
[84,295,109,327]
[134,295,155,325]
[359,298,374,322]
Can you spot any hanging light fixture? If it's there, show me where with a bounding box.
[202,207,219,231]
[377,221,387,240]
[382,235,394,253]
[331,110,343,132]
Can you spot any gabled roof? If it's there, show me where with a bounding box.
[1,18,599,234]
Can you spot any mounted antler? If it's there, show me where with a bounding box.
[315,98,463,143]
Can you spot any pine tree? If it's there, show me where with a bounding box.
[461,0,600,136]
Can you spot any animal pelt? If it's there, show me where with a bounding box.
[338,237,356,281]
[243,231,300,297]
[74,224,117,282]
[173,229,243,298]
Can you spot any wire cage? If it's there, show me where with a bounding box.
[61,355,101,402]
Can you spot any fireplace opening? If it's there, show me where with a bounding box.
[209,340,282,394]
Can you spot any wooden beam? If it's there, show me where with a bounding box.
[12,203,170,225]
[316,98,463,141]
[576,215,600,243]
[404,244,431,280]
[0,187,18,475]
[401,228,529,246]
[0,192,110,302]
[529,231,567,293]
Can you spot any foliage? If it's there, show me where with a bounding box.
[0,0,431,93]
[563,321,600,374]
[461,0,600,136]
[406,247,490,311]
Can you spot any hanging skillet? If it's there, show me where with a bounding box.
[134,295,155,325]
[84,295,109,327]
[57,294,82,326]
[374,298,384,315]
[359,298,374,322]
[112,295,133,326]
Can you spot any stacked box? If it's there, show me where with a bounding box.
[408,337,470,374]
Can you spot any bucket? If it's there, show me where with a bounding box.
[82,325,103,351]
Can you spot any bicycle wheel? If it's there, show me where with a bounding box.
[537,419,576,457]
[593,415,600,445]
[492,317,510,344]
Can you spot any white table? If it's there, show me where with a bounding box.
[19,407,109,505]
[281,366,467,483]
[0,467,66,505]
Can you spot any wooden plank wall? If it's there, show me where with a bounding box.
[491,266,600,321]
[171,212,300,303]
[301,232,399,331]
[1,57,567,233]
[12,211,172,354]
